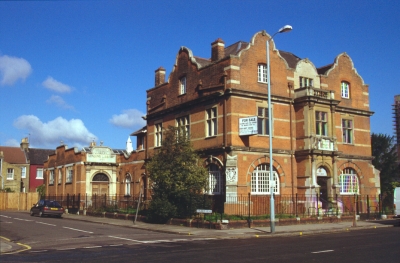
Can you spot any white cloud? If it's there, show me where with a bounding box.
[46,95,75,110]
[4,138,19,147]
[42,76,72,93]
[13,115,96,148]
[0,55,32,86]
[109,109,146,129]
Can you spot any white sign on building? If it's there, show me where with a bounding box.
[86,147,116,163]
[239,116,258,136]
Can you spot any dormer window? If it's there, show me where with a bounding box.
[299,77,313,88]
[341,81,350,98]
[179,76,186,95]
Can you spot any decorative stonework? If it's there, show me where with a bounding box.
[226,167,237,183]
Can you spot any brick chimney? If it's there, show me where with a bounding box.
[155,67,166,86]
[211,38,225,61]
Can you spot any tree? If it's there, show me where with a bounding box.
[146,126,209,223]
[371,133,400,209]
[37,184,46,197]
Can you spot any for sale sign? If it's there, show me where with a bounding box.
[239,116,258,136]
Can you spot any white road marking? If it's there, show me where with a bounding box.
[14,218,33,222]
[63,227,93,233]
[108,236,141,242]
[311,250,334,254]
[0,215,11,218]
[57,248,76,251]
[83,246,102,249]
[109,244,123,247]
[30,250,48,253]
[36,222,56,226]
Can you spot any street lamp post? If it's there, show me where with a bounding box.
[266,25,292,233]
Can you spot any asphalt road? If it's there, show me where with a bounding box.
[1,211,399,262]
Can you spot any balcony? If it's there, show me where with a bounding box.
[294,86,335,100]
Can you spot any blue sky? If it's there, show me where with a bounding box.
[1,0,399,150]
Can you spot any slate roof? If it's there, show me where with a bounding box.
[0,146,27,164]
[130,126,147,136]
[26,148,55,164]
[317,63,334,75]
[279,50,302,69]
[224,41,250,56]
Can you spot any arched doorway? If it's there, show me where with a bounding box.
[92,173,109,196]
[316,167,329,209]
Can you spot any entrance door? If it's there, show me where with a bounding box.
[91,173,109,196]
[317,177,328,209]
[92,183,108,196]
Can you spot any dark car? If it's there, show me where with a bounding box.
[30,200,64,218]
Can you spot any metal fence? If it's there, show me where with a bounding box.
[42,193,392,219]
[222,194,387,218]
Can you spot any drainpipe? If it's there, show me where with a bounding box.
[289,83,295,197]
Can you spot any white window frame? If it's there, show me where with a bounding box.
[155,123,162,147]
[36,168,43,179]
[49,170,54,185]
[316,111,328,136]
[58,169,62,184]
[339,168,359,195]
[21,166,26,178]
[258,106,272,136]
[341,81,350,99]
[176,115,190,139]
[180,76,187,95]
[66,167,73,183]
[258,64,267,83]
[125,175,131,196]
[137,135,144,150]
[299,77,313,88]
[251,164,279,195]
[342,119,353,144]
[206,107,217,137]
[7,168,14,180]
[207,164,222,195]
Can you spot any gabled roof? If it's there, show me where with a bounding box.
[278,50,301,69]
[193,56,211,67]
[224,41,250,56]
[0,146,27,164]
[317,63,334,75]
[26,148,55,164]
[130,126,147,136]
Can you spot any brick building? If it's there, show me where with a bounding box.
[144,31,380,212]
[0,146,29,192]
[43,31,380,214]
[393,94,400,161]
[43,140,147,200]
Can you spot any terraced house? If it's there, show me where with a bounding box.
[44,31,380,215]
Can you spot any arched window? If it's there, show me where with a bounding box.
[207,164,222,195]
[125,174,131,196]
[339,168,359,195]
[92,173,109,182]
[251,164,279,195]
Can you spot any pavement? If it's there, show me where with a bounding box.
[1,212,398,254]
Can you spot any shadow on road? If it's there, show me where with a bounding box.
[365,219,400,227]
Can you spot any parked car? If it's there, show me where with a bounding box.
[30,200,64,218]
